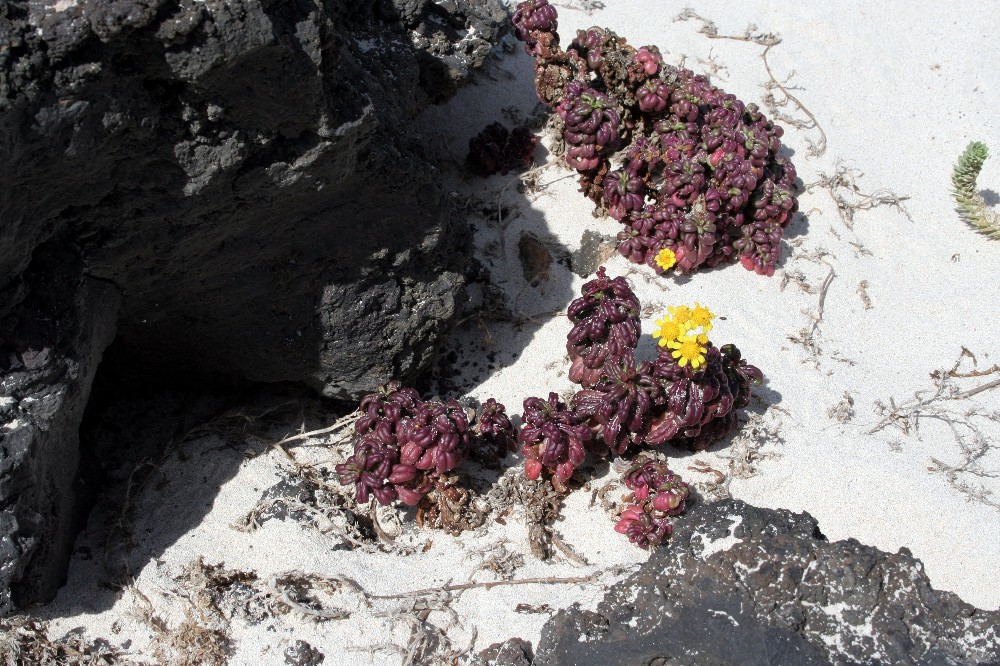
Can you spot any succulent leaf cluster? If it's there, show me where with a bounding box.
[337,382,516,506]
[951,141,1000,240]
[512,1,798,276]
[518,392,593,493]
[614,453,691,549]
[566,266,641,387]
[467,122,539,176]
[572,353,664,456]
[521,268,762,504]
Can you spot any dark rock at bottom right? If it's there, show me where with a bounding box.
[480,499,1000,666]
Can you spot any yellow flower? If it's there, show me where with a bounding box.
[668,334,707,369]
[655,247,677,271]
[651,316,683,346]
[690,302,715,331]
[668,305,692,325]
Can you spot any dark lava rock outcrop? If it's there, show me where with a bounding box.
[0,0,506,611]
[484,500,1000,666]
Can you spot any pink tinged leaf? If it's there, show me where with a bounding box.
[525,458,543,480]
[396,486,425,506]
[386,464,417,484]
[652,491,682,512]
[555,461,576,482]
[415,448,436,470]
[614,518,633,534]
[399,442,423,466]
[437,451,458,473]
[645,415,680,446]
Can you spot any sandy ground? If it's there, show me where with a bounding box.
[19,1,1000,663]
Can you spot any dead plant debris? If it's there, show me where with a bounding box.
[674,9,827,157]
[871,348,1000,509]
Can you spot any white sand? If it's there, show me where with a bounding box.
[33,0,1000,663]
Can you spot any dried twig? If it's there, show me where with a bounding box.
[368,573,600,599]
[805,163,912,229]
[674,9,826,156]
[856,280,873,310]
[271,411,359,451]
[270,577,351,620]
[550,0,604,15]
[236,497,376,551]
[551,533,590,565]
[871,350,1000,509]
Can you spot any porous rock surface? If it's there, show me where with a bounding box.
[0,248,119,614]
[484,500,1000,666]
[0,0,506,610]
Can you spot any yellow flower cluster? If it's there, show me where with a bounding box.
[650,302,715,369]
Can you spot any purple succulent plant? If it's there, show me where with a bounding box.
[340,385,511,507]
[632,46,663,78]
[511,0,799,276]
[398,400,472,474]
[565,267,641,387]
[511,0,559,56]
[557,82,622,172]
[474,397,518,460]
[614,505,673,549]
[614,454,691,549]
[570,28,606,72]
[354,380,420,445]
[335,434,403,505]
[636,78,671,114]
[603,168,645,221]
[622,454,690,515]
[512,0,558,38]
[519,392,593,492]
[467,122,538,176]
[572,354,663,456]
[648,341,762,451]
[721,343,763,410]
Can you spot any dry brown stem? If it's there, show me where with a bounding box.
[871,350,1000,509]
[674,9,827,156]
[806,163,912,229]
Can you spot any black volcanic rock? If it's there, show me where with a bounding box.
[527,500,999,666]
[0,242,119,613]
[0,0,507,610]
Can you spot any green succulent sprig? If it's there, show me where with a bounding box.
[951,141,1000,240]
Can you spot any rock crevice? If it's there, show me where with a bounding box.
[0,0,507,609]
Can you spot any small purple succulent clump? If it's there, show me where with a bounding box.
[511,0,559,56]
[398,400,471,474]
[475,397,517,460]
[572,353,663,456]
[354,380,420,443]
[523,268,764,492]
[622,454,690,513]
[614,454,691,549]
[557,82,622,172]
[649,340,762,451]
[614,506,673,549]
[565,266,641,388]
[633,46,663,77]
[336,434,409,505]
[512,1,798,276]
[338,385,516,506]
[519,392,593,492]
[467,122,538,176]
